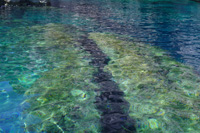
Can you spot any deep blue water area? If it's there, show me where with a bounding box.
[1,0,200,132]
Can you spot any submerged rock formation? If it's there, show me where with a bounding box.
[79,33,137,132]
[17,24,101,132]
[89,33,200,132]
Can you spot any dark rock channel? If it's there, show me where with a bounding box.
[78,33,137,133]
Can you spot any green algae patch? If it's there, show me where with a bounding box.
[23,61,100,133]
[3,23,84,93]
[89,32,200,132]
[15,24,101,132]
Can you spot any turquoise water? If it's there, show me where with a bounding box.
[0,0,200,132]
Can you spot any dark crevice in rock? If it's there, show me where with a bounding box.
[78,33,136,133]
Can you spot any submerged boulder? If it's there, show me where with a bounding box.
[89,32,200,132]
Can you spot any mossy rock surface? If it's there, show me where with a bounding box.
[1,23,83,92]
[21,24,100,132]
[89,32,200,132]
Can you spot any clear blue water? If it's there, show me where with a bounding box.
[49,0,200,72]
[1,0,200,132]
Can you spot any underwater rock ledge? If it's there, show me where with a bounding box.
[89,32,200,132]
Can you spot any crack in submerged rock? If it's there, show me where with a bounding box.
[79,33,136,133]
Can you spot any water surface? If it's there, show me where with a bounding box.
[1,0,200,132]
